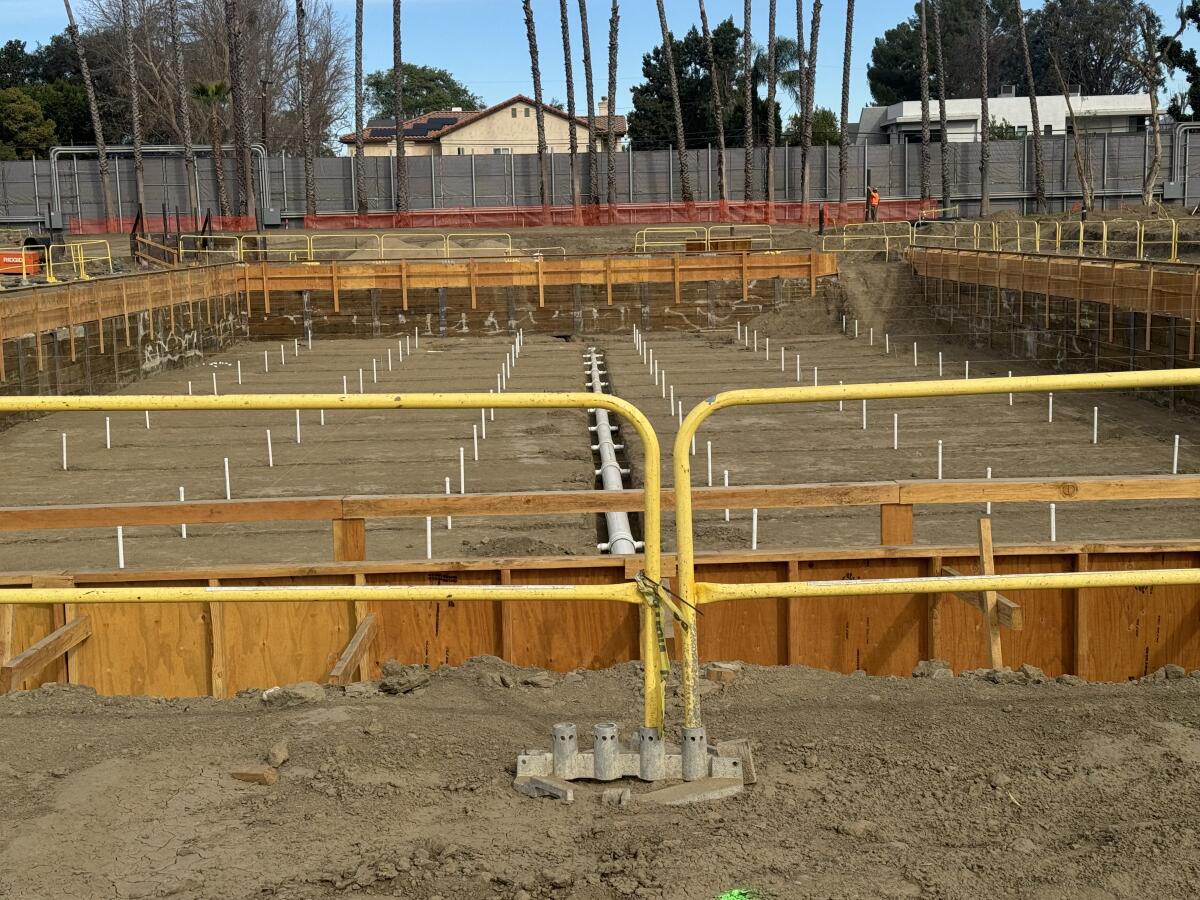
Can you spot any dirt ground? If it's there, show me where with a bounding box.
[0,270,1198,571]
[3,660,1200,900]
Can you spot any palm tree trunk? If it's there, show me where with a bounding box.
[1014,0,1045,213]
[167,0,197,220]
[978,0,990,216]
[918,0,931,201]
[121,0,147,216]
[742,0,754,200]
[63,0,115,229]
[655,0,693,203]
[209,102,231,219]
[523,0,550,208]
[606,0,619,206]
[225,0,252,217]
[699,0,727,202]
[839,0,853,203]
[764,0,778,203]
[578,0,599,206]
[932,0,951,208]
[354,0,367,216]
[800,0,821,203]
[296,0,317,217]
[392,0,408,216]
[559,0,579,208]
[796,0,806,198]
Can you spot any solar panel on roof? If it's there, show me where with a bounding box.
[407,117,458,138]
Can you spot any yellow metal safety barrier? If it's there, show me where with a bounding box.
[912,220,976,250]
[1142,218,1179,262]
[45,240,113,282]
[633,227,703,253]
[446,232,513,258]
[0,390,666,731]
[179,234,241,264]
[918,205,960,221]
[823,222,912,255]
[706,224,774,251]
[671,367,1200,731]
[238,233,312,262]
[310,232,382,261]
[380,232,451,259]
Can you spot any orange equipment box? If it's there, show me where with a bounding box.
[0,248,41,276]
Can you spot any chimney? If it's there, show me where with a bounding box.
[598,96,609,118]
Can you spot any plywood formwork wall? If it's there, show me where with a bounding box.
[3,542,1198,697]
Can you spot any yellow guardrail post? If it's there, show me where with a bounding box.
[0,390,665,732]
[671,367,1200,745]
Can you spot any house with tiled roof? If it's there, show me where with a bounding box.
[339,94,627,157]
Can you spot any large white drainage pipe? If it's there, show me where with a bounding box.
[586,348,640,555]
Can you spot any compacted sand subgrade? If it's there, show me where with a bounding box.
[2,662,1200,899]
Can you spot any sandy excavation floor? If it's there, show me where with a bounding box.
[1,297,1199,572]
[3,661,1200,900]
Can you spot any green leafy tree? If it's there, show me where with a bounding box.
[0,87,58,159]
[365,64,482,117]
[786,106,839,144]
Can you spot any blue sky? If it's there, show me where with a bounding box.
[7,0,1200,123]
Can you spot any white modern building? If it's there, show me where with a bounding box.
[853,90,1154,144]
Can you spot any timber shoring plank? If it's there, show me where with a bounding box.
[940,564,1024,631]
[0,615,91,694]
[328,612,378,685]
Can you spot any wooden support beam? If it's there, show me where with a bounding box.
[977,519,1004,668]
[925,555,943,661]
[328,612,378,686]
[879,503,914,545]
[939,564,1024,632]
[207,578,228,698]
[332,518,367,562]
[0,616,91,694]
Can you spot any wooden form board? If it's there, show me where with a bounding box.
[2,541,1197,696]
[910,248,1200,321]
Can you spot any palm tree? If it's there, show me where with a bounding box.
[764,0,778,203]
[799,0,821,203]
[121,0,146,215]
[978,0,990,216]
[932,0,951,209]
[63,0,116,229]
[167,0,197,221]
[393,0,408,216]
[742,0,754,200]
[699,0,727,201]
[1014,0,1045,213]
[578,0,599,206]
[559,0,579,208]
[655,0,693,203]
[296,0,317,217]
[354,0,367,216]
[522,0,549,207]
[839,0,853,203]
[918,0,931,201]
[192,81,232,218]
[606,0,619,206]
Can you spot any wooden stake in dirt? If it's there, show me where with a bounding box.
[724,470,730,521]
[266,430,274,467]
[61,433,67,471]
[473,425,479,461]
[116,526,125,569]
[105,417,111,450]
[179,486,187,538]
[444,478,452,529]
[751,508,759,549]
[224,458,231,500]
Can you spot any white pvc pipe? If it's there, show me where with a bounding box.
[861,399,867,430]
[1050,503,1057,542]
[481,408,487,439]
[459,447,466,494]
[893,413,898,450]
[986,467,993,515]
[913,342,917,366]
[179,486,187,538]
[1174,435,1181,474]
[426,517,432,558]
[61,433,67,470]
[723,470,730,521]
[813,367,818,386]
[1008,371,1014,406]
[145,410,150,429]
[342,375,348,396]
[1048,392,1054,423]
[869,328,873,346]
[765,337,770,358]
[280,343,286,365]
[965,360,970,379]
[212,372,218,396]
[780,346,785,372]
[320,409,325,426]
[294,338,300,356]
[854,320,858,338]
[885,333,890,353]
[796,355,801,382]
[839,382,844,412]
[295,410,301,444]
[473,425,479,460]
[414,327,419,349]
[116,526,125,569]
[751,509,758,549]
[266,429,274,467]
[224,458,231,500]
[706,441,713,487]
[105,417,111,450]
[187,381,193,395]
[1093,407,1099,444]
[359,369,364,393]
[372,359,378,383]
[937,441,943,480]
[938,352,943,377]
[237,360,242,385]
[587,349,637,555]
[445,478,452,529]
